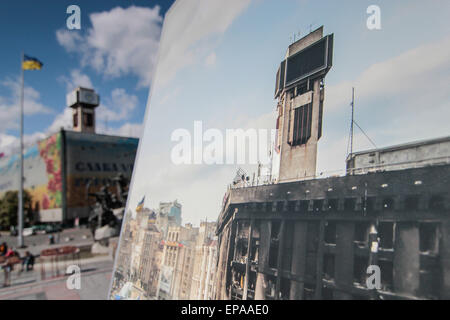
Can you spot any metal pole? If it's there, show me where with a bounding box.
[350,87,355,156]
[18,52,24,248]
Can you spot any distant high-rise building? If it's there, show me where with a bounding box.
[157,224,198,300]
[190,221,217,300]
[159,200,182,226]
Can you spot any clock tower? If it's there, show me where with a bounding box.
[66,87,100,134]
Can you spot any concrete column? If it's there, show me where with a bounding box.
[289,221,308,299]
[314,219,325,299]
[255,221,271,300]
[334,222,355,300]
[440,220,450,299]
[275,220,285,299]
[243,220,254,300]
[393,222,420,296]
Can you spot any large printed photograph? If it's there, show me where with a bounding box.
[110,0,450,300]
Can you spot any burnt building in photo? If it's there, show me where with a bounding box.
[214,27,450,300]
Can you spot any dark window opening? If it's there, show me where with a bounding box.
[247,271,257,298]
[307,222,320,252]
[251,222,260,262]
[323,254,335,280]
[289,89,295,100]
[327,199,338,211]
[420,268,441,299]
[296,83,308,96]
[287,201,296,212]
[83,112,93,127]
[419,229,441,300]
[299,200,309,212]
[314,199,323,212]
[429,195,445,210]
[405,195,420,211]
[276,201,284,212]
[364,197,376,212]
[378,222,394,250]
[379,260,394,291]
[354,222,370,245]
[73,112,78,127]
[344,198,356,211]
[303,283,316,300]
[268,222,281,268]
[291,103,312,146]
[305,253,317,278]
[419,222,439,254]
[382,198,394,211]
[324,221,337,245]
[322,286,334,300]
[318,100,324,139]
[280,278,291,300]
[353,256,368,285]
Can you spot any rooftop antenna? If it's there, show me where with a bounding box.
[290,30,302,44]
[347,87,377,158]
[308,22,317,34]
[350,87,355,156]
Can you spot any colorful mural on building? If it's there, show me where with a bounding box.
[37,133,62,210]
[0,132,63,221]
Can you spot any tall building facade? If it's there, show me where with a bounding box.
[157,224,198,300]
[190,221,218,300]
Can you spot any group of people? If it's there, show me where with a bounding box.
[0,242,35,287]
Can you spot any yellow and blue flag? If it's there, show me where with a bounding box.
[22,55,43,70]
[136,196,145,212]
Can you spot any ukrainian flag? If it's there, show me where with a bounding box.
[22,55,43,70]
[136,196,145,212]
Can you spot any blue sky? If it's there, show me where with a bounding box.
[0,0,174,153]
[125,0,450,225]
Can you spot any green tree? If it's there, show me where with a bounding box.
[0,190,33,231]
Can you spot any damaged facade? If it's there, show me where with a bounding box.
[214,163,450,300]
[214,27,450,300]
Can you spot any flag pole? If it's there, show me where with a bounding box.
[18,51,24,248]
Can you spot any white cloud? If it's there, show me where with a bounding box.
[59,69,94,92]
[154,0,251,87]
[47,108,73,133]
[0,131,47,157]
[57,6,163,87]
[0,133,17,151]
[0,77,53,132]
[205,52,216,67]
[98,122,143,139]
[96,88,139,123]
[326,36,450,113]
[56,30,83,52]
